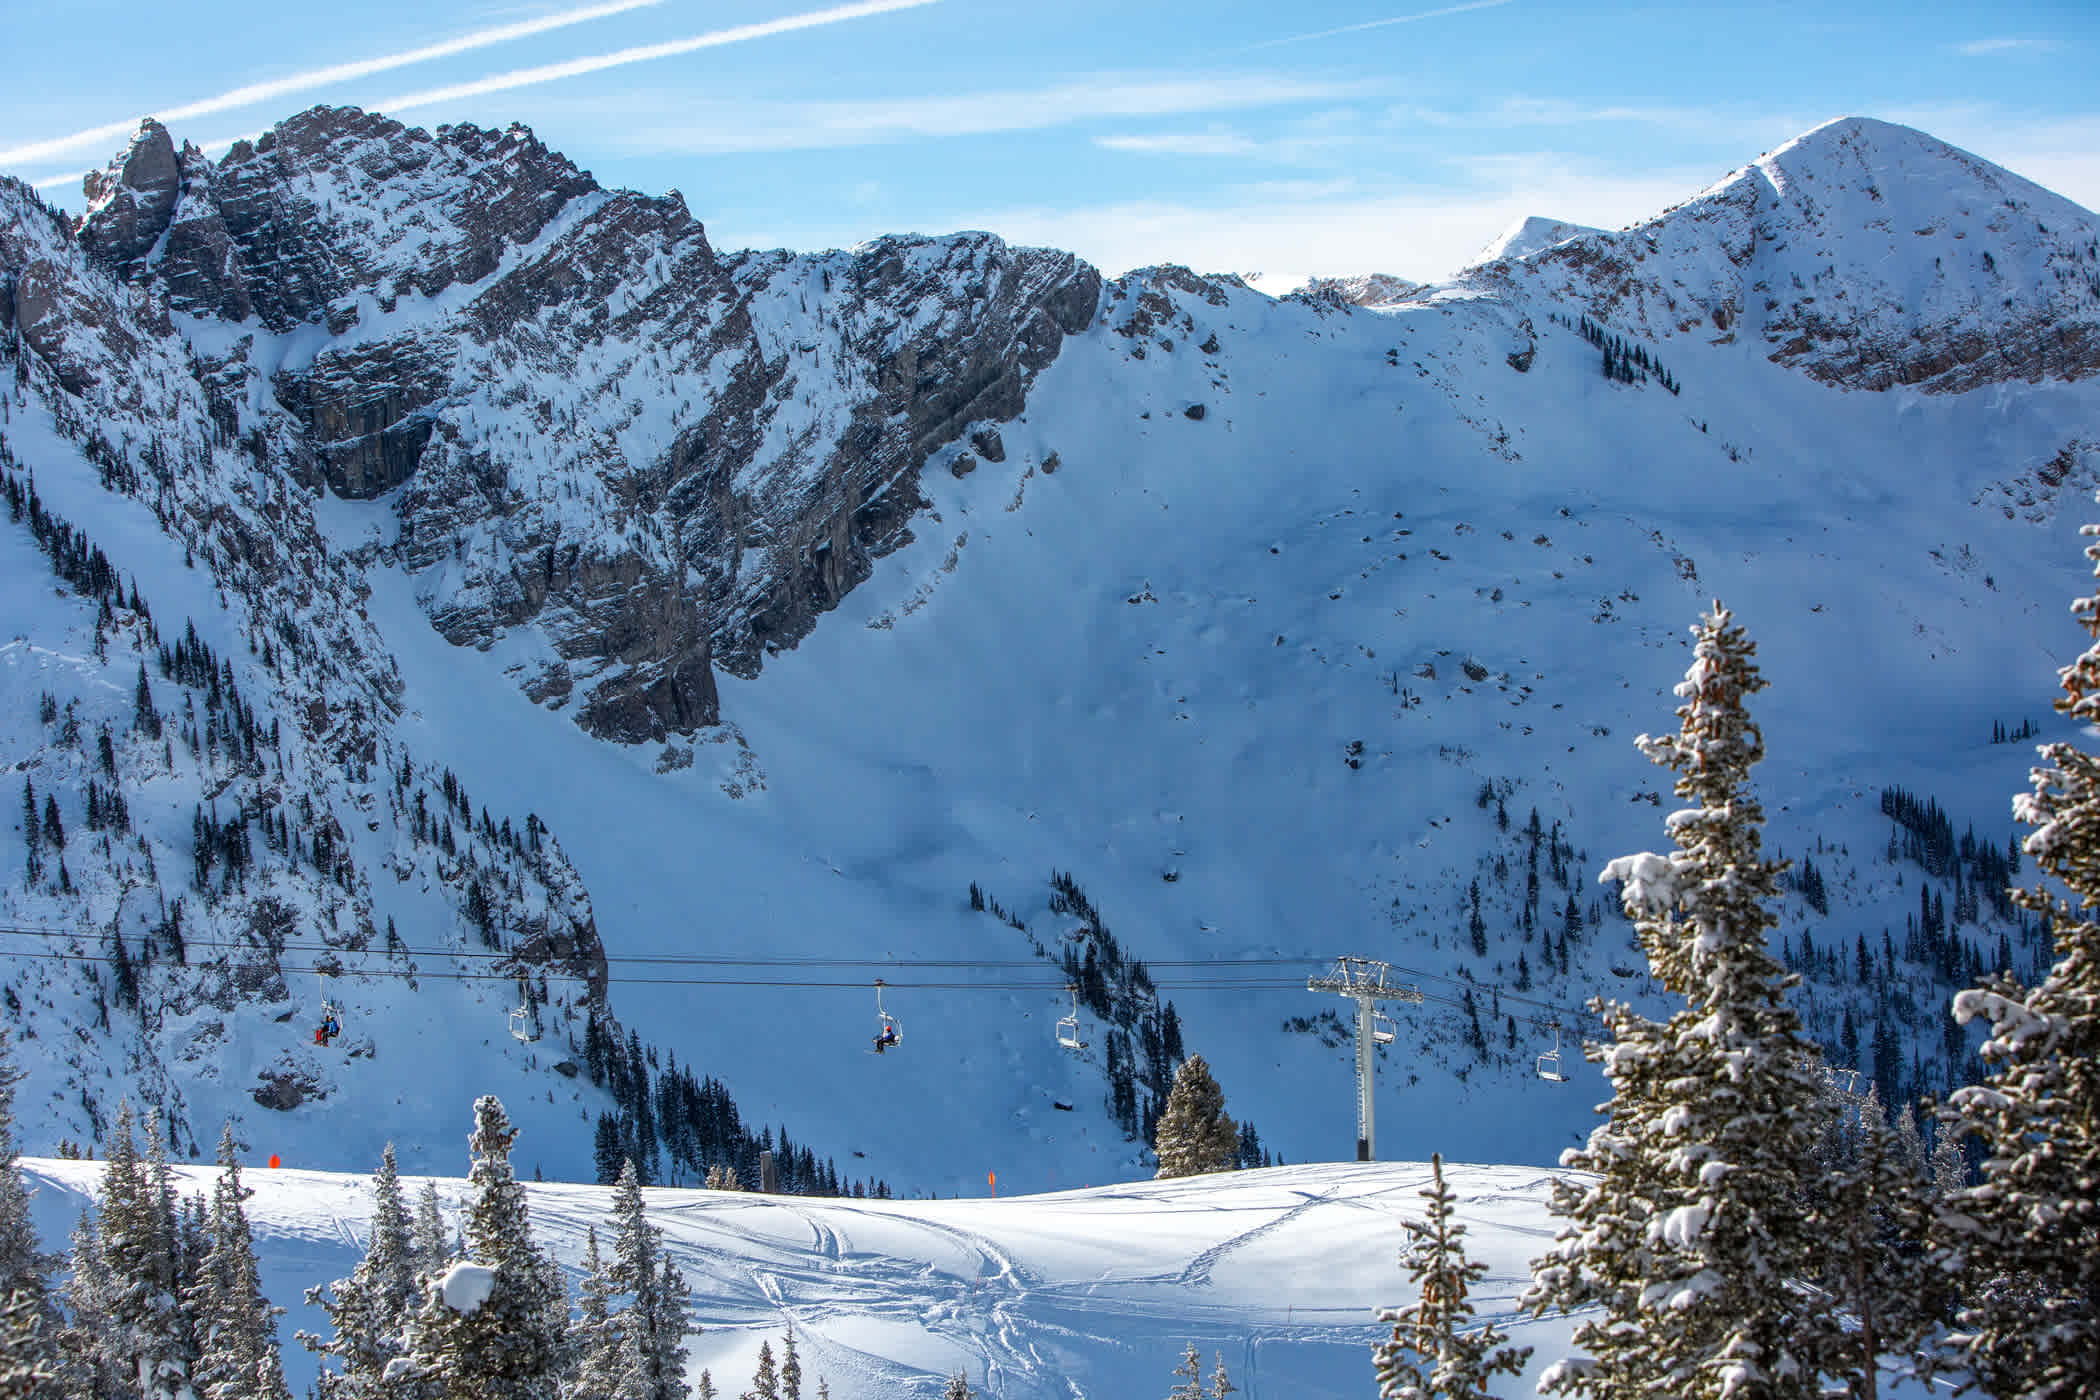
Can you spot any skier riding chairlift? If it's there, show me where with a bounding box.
[871,979,902,1054]
[314,1004,342,1046]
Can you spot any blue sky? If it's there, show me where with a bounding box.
[4,0,2095,287]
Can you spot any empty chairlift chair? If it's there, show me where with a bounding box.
[1056,983,1086,1050]
[1536,1023,1568,1083]
[1371,1010,1398,1046]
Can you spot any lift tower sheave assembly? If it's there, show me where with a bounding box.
[1308,956,1425,1161]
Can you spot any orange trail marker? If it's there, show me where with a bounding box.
[988,1171,996,1197]
[268,1155,281,1169]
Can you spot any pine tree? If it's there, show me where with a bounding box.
[411,1182,449,1280]
[306,1144,420,1400]
[1526,604,1838,1400]
[189,1124,290,1400]
[63,1101,194,1400]
[1153,1055,1237,1179]
[0,1037,52,1317]
[1813,1087,1940,1400]
[392,1097,565,1400]
[606,1161,690,1400]
[1936,521,2100,1400]
[940,1372,970,1400]
[0,1037,55,1400]
[778,1322,799,1400]
[1208,1352,1234,1400]
[133,663,162,739]
[566,1228,626,1400]
[1166,1344,1204,1400]
[746,1340,777,1400]
[1373,1154,1530,1400]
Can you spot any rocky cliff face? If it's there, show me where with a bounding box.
[1463,118,2100,393]
[65,108,1100,742]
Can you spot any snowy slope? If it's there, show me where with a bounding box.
[22,1155,1951,1400]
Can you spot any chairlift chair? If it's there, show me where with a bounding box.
[873,979,902,1052]
[1536,1023,1569,1083]
[1370,1010,1397,1046]
[509,976,540,1044]
[1055,983,1085,1051]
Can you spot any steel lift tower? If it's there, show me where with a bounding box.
[1307,956,1424,1161]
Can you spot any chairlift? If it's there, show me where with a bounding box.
[1371,1010,1397,1046]
[1055,983,1086,1051]
[508,975,540,1044]
[872,979,902,1054]
[1536,1023,1569,1083]
[314,972,342,1047]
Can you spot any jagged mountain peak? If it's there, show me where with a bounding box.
[1477,113,2100,392]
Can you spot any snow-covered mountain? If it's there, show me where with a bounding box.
[3,109,2097,1196]
[1463,216,1606,269]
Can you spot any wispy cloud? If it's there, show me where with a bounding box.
[552,74,1384,154]
[1953,37,2061,57]
[1095,111,1364,163]
[1234,0,1514,53]
[374,0,939,114]
[0,0,670,169]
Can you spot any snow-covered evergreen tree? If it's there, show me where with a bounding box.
[61,1101,196,1400]
[1937,520,2100,1400]
[392,1098,566,1400]
[306,1144,420,1400]
[564,1228,627,1400]
[605,1161,689,1400]
[1153,1056,1237,1179]
[0,1036,54,1332]
[1208,1352,1234,1400]
[777,1322,798,1400]
[1814,1086,1939,1400]
[1526,603,1838,1400]
[409,1182,449,1282]
[1166,1344,1203,1400]
[939,1372,970,1400]
[1373,1154,1530,1400]
[745,1340,777,1400]
[2,1284,60,1400]
[188,1124,289,1400]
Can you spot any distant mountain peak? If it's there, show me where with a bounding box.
[1464,215,1605,270]
[1478,114,2100,392]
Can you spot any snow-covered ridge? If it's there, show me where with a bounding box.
[1471,116,2100,392]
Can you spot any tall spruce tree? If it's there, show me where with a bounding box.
[0,1037,56,1400]
[1936,518,2100,1400]
[1813,1086,1940,1400]
[189,1124,290,1400]
[0,1036,52,1324]
[1153,1055,1237,1180]
[565,1228,627,1400]
[392,1098,565,1400]
[1373,1154,1531,1400]
[63,1101,195,1400]
[1526,604,1837,1400]
[307,1144,420,1400]
[410,1182,449,1281]
[606,1161,690,1400]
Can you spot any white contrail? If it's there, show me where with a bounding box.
[0,0,670,170]
[374,0,938,113]
[1237,0,1514,52]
